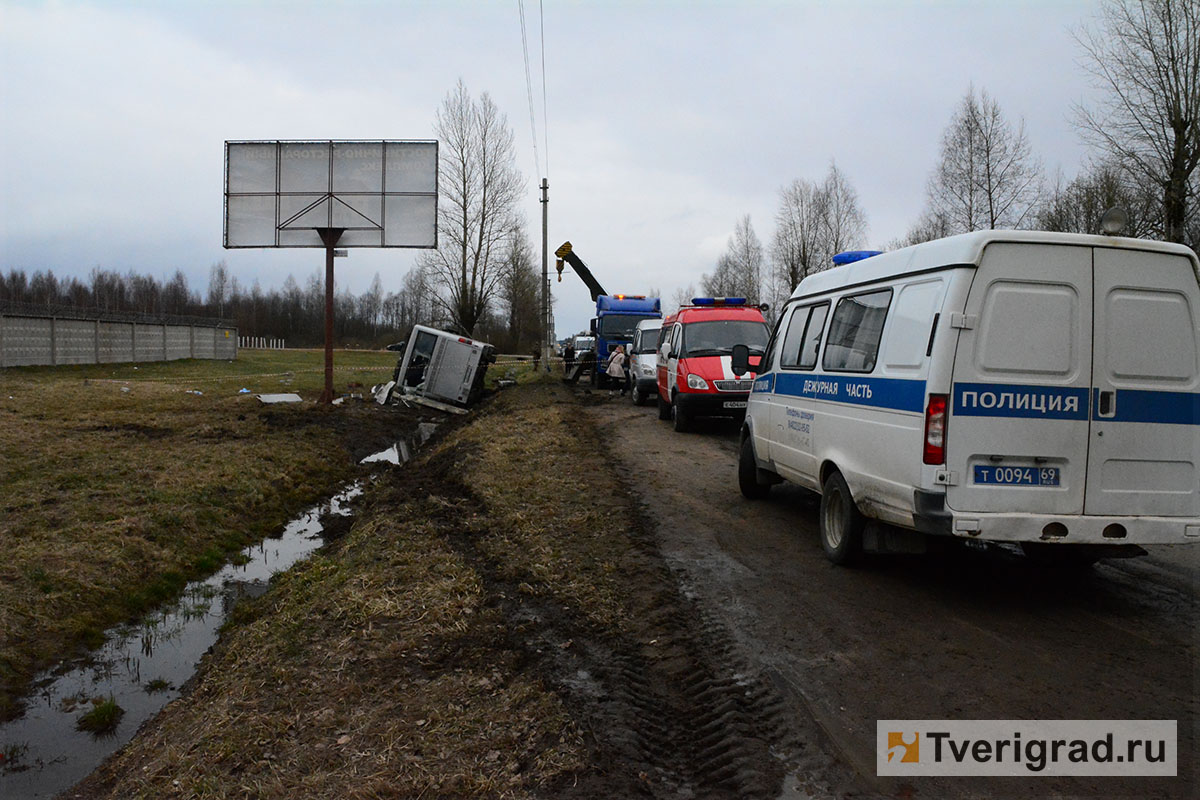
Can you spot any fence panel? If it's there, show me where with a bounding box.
[0,312,237,368]
[1,316,53,366]
[165,326,192,360]
[55,319,96,365]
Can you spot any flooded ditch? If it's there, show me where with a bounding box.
[0,428,435,799]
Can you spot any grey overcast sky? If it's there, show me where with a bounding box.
[1,0,1098,337]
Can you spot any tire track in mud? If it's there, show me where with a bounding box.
[480,573,801,799]
[436,428,802,798]
[584,603,799,798]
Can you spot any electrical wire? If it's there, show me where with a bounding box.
[539,0,549,178]
[518,0,543,177]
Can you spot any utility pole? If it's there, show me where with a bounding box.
[540,177,550,372]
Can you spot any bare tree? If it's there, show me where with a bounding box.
[28,271,59,308]
[771,177,824,296]
[769,162,868,304]
[701,253,739,299]
[359,273,384,336]
[670,283,696,314]
[822,162,868,257]
[418,80,525,335]
[1075,0,1200,243]
[927,86,1043,232]
[207,261,230,319]
[497,227,542,351]
[703,215,765,302]
[890,210,954,249]
[1037,161,1160,237]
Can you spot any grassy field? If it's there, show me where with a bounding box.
[0,349,405,720]
[71,381,655,799]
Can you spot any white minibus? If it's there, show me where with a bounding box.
[735,230,1200,564]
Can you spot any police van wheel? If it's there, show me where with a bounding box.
[631,385,643,406]
[820,471,864,565]
[671,397,691,432]
[657,391,671,420]
[739,436,771,499]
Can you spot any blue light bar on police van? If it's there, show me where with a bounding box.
[690,297,747,306]
[832,250,883,266]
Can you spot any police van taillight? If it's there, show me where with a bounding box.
[923,394,947,465]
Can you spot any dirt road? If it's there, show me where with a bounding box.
[584,391,1197,799]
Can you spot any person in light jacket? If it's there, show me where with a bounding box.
[605,345,627,396]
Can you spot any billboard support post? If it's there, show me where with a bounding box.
[317,228,345,404]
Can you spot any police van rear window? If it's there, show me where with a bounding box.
[822,289,892,373]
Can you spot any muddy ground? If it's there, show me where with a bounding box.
[65,382,800,799]
[48,381,1198,798]
[584,389,1198,799]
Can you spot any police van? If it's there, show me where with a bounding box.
[734,230,1200,564]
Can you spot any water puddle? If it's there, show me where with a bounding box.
[359,422,438,465]
[0,432,430,799]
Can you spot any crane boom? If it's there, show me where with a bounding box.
[554,241,607,301]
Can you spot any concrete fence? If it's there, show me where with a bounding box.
[0,312,237,368]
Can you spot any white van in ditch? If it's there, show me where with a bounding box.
[734,230,1200,565]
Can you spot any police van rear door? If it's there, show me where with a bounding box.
[945,243,1092,514]
[1085,246,1199,517]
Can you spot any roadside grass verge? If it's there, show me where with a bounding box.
[72,380,656,799]
[0,349,402,720]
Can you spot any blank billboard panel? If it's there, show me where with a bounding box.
[224,140,438,248]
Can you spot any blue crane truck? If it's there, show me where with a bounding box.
[555,241,661,387]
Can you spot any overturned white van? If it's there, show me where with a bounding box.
[390,325,496,409]
[736,230,1200,564]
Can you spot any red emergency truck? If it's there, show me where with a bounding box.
[656,298,769,432]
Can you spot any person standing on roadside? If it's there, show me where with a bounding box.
[564,342,576,376]
[606,344,627,396]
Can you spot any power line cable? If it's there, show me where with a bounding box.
[518,0,542,177]
[539,0,549,178]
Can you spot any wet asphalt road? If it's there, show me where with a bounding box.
[584,393,1197,799]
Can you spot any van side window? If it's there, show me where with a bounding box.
[759,310,787,372]
[780,303,829,370]
[823,289,892,373]
[797,303,829,369]
[657,324,671,352]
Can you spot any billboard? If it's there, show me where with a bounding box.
[223,140,438,248]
